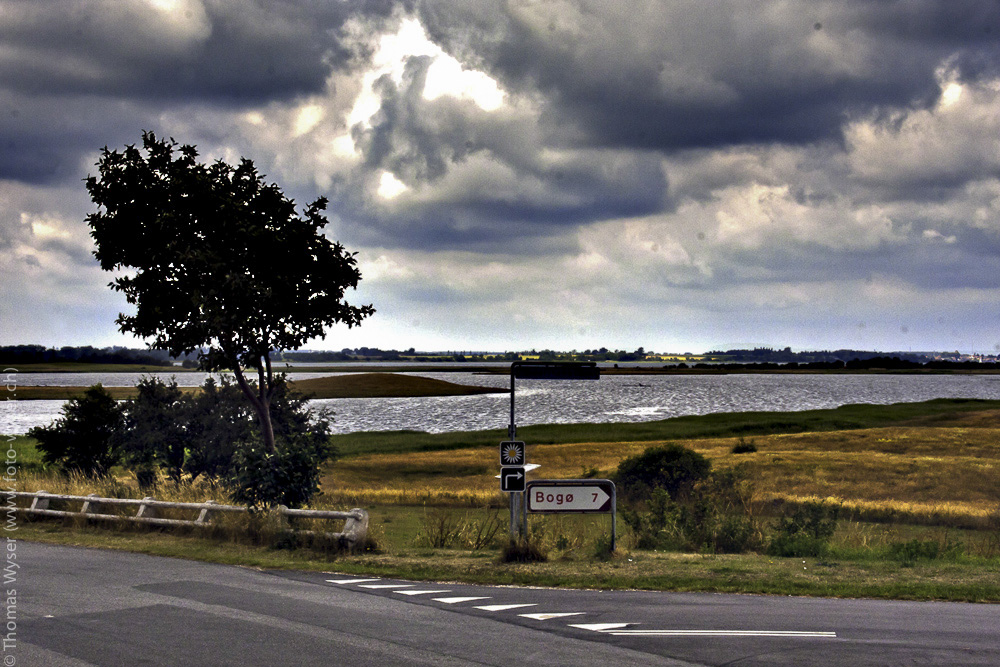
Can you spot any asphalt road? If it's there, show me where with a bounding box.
[12,541,1000,666]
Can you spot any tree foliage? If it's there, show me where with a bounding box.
[86,132,373,451]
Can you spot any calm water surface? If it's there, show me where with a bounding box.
[5,371,1000,435]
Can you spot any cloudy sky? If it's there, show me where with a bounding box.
[2,1,1000,354]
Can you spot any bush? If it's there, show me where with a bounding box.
[28,385,124,478]
[767,501,840,557]
[731,437,758,454]
[621,466,762,554]
[615,443,711,502]
[889,538,964,565]
[226,431,333,509]
[500,536,548,563]
[118,377,188,483]
[112,375,334,502]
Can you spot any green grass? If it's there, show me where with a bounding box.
[13,511,1000,602]
[4,435,47,473]
[332,398,1000,457]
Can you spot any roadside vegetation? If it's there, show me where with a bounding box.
[9,398,1000,601]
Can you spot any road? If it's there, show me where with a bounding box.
[13,542,1000,666]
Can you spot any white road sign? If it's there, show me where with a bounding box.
[526,481,614,513]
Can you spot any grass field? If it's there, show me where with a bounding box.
[8,398,1000,601]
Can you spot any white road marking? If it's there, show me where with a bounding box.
[359,584,416,589]
[611,630,837,638]
[326,578,380,585]
[394,590,453,596]
[433,596,492,604]
[569,623,634,632]
[519,612,587,621]
[475,604,538,612]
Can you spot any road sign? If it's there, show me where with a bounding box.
[500,466,526,493]
[526,479,615,513]
[499,441,525,466]
[511,361,600,380]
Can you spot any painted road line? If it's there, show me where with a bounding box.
[326,578,380,585]
[359,584,417,589]
[569,623,635,632]
[433,597,492,604]
[519,612,587,621]
[394,590,453,596]
[475,604,539,612]
[610,630,837,638]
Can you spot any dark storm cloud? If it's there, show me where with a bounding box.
[0,0,404,102]
[417,0,1000,150]
[0,0,404,185]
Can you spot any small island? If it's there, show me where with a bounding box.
[12,373,507,401]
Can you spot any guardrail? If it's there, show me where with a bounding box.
[10,490,369,551]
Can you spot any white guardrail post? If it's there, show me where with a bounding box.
[11,491,368,552]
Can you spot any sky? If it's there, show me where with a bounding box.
[2,1,1000,354]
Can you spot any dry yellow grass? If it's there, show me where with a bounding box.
[321,420,1000,523]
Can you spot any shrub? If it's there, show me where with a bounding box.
[500,536,547,563]
[118,377,188,483]
[112,375,333,498]
[226,430,333,509]
[889,538,964,565]
[767,501,840,557]
[622,466,762,554]
[731,437,758,454]
[615,443,711,502]
[28,385,124,478]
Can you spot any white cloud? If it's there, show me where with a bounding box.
[844,69,1000,191]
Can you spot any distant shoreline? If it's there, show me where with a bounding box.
[10,361,1000,377]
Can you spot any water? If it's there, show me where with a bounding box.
[5,371,1000,435]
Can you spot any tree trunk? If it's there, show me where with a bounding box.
[232,363,277,454]
[256,394,276,453]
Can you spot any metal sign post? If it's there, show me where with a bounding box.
[503,362,600,541]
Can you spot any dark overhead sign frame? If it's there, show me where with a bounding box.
[511,361,600,380]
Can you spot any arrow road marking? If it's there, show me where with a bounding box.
[519,612,587,621]
[433,597,492,604]
[475,604,538,612]
[326,578,380,585]
[569,623,635,632]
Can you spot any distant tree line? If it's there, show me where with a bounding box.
[707,347,937,364]
[683,357,1000,371]
[0,345,191,366]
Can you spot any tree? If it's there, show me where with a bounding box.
[28,385,124,478]
[86,132,374,452]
